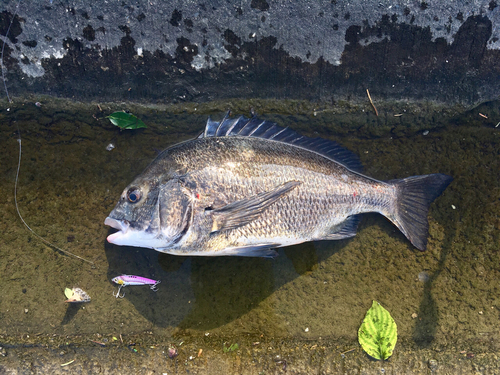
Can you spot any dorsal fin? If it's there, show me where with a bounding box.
[198,112,363,172]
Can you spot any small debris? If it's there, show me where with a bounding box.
[366,88,379,116]
[304,327,309,332]
[423,130,429,136]
[479,113,488,119]
[418,271,430,282]
[394,113,403,117]
[24,309,28,314]
[61,359,75,367]
[197,348,203,357]
[495,122,500,128]
[451,205,456,210]
[340,348,355,358]
[275,359,287,371]
[89,339,106,347]
[479,311,483,315]
[64,287,91,303]
[411,312,418,319]
[0,346,6,356]
[167,346,178,359]
[106,143,115,151]
[428,359,438,371]
[35,102,42,107]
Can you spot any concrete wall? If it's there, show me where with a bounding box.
[1,0,499,105]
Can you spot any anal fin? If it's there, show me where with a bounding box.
[316,215,361,241]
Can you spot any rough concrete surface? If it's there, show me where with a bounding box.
[1,1,500,373]
[0,0,499,104]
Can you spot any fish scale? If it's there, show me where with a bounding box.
[105,114,452,258]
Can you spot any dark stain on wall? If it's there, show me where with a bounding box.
[250,0,270,12]
[1,11,499,105]
[0,10,23,44]
[83,25,96,41]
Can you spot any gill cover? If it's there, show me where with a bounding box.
[158,179,193,245]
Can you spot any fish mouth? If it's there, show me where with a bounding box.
[104,217,130,244]
[104,217,165,249]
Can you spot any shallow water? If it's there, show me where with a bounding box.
[0,99,499,361]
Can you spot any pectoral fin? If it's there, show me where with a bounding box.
[211,180,301,233]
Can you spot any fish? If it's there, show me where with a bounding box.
[104,113,452,258]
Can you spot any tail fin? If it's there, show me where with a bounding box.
[388,173,453,250]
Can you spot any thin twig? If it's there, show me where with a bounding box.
[366,89,378,116]
[61,359,75,367]
[89,339,106,346]
[340,348,356,356]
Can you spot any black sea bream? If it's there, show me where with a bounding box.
[105,114,452,257]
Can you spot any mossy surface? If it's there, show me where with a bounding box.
[0,97,498,373]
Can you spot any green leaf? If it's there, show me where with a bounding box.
[64,288,74,299]
[106,111,147,129]
[358,301,398,360]
[223,343,239,353]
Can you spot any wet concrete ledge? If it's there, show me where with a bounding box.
[1,0,500,106]
[1,97,500,373]
[0,334,498,374]
[2,95,499,138]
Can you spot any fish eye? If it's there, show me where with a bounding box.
[126,187,141,203]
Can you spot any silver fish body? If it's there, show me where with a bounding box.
[105,114,452,257]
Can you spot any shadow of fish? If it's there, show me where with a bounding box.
[105,113,452,258]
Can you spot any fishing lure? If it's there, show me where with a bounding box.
[112,275,160,298]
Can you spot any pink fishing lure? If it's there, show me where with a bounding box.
[112,275,160,298]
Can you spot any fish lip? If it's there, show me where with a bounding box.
[104,217,130,244]
[104,217,129,231]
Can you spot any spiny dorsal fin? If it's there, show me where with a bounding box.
[198,112,363,172]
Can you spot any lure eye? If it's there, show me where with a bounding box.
[126,187,141,203]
